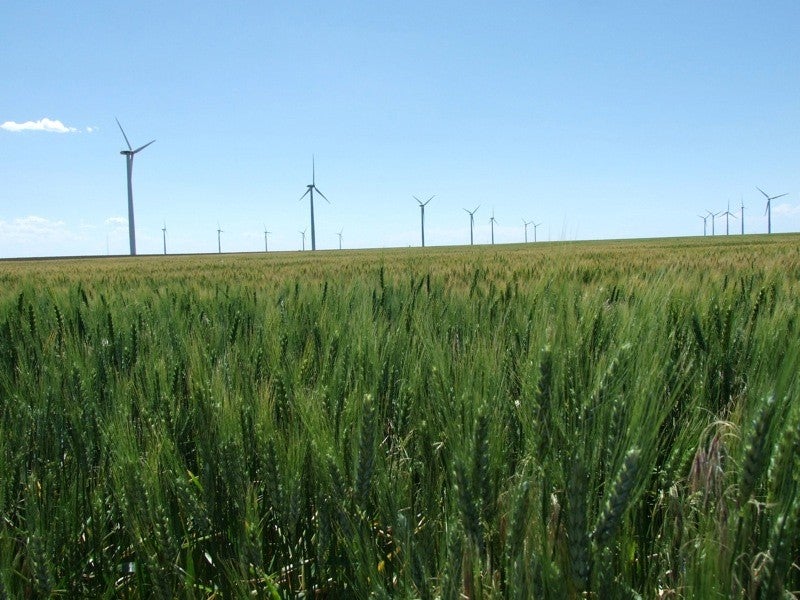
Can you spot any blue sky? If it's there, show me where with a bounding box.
[2,1,799,257]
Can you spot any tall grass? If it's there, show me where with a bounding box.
[0,235,799,597]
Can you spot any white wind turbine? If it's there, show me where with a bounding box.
[414,195,434,247]
[740,198,745,235]
[464,206,480,245]
[489,210,498,245]
[698,214,708,236]
[299,156,330,251]
[116,118,155,256]
[707,210,722,236]
[522,219,533,243]
[721,201,737,235]
[532,222,542,242]
[756,187,788,234]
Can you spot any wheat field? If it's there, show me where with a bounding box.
[1,235,798,598]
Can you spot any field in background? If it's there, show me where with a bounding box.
[1,235,799,598]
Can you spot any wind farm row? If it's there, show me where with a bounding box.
[117,120,789,256]
[698,187,788,237]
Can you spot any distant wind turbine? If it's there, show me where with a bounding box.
[698,214,708,236]
[217,224,223,254]
[756,187,788,234]
[522,219,533,243]
[464,206,479,245]
[533,222,541,243]
[721,201,737,235]
[740,198,745,235]
[162,222,167,255]
[707,210,721,236]
[299,156,330,251]
[489,210,498,245]
[116,118,155,256]
[414,195,434,247]
[263,226,271,252]
[300,228,307,251]
[337,228,343,250]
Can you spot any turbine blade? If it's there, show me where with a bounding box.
[756,186,769,199]
[312,155,315,185]
[133,139,156,153]
[299,189,310,201]
[771,193,788,201]
[425,195,435,205]
[115,117,132,150]
[413,195,422,204]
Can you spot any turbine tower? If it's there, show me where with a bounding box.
[522,219,533,243]
[162,222,167,255]
[300,228,307,251]
[414,195,434,247]
[464,206,479,245]
[299,156,330,251]
[756,187,788,234]
[263,226,271,252]
[489,210,498,245]
[533,222,541,242]
[698,214,708,236]
[116,118,155,256]
[217,224,223,254]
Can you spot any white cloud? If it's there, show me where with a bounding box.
[1,118,79,133]
[104,217,128,229]
[0,215,70,239]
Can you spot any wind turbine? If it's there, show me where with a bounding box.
[300,228,307,251]
[698,214,708,236]
[522,219,533,243]
[162,222,167,254]
[464,206,479,245]
[116,118,155,256]
[263,226,271,252]
[414,195,434,247]
[337,228,343,250]
[299,156,330,251]
[217,224,223,254]
[721,201,737,235]
[533,222,541,243]
[756,187,788,234]
[489,210,498,245]
[740,198,745,235]
[706,210,721,236]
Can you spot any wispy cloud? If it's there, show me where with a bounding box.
[0,215,70,239]
[104,217,128,229]
[1,118,80,133]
